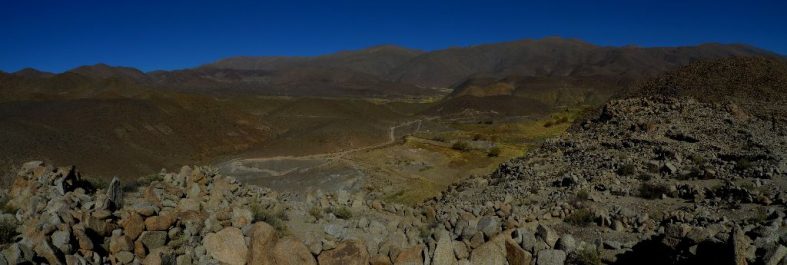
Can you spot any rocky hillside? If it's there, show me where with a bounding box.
[1,96,785,264]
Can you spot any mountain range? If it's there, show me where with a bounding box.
[2,37,781,100]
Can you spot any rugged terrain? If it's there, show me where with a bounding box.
[0,56,785,264]
[0,38,780,180]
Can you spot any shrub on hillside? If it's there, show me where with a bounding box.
[0,218,18,244]
[328,206,353,219]
[452,141,471,152]
[639,183,670,199]
[617,164,638,176]
[570,248,603,265]
[251,204,289,233]
[565,208,594,226]
[487,146,501,157]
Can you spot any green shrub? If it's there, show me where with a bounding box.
[639,183,670,199]
[328,206,353,219]
[452,141,470,152]
[575,189,590,201]
[308,206,324,220]
[487,147,501,157]
[617,164,637,176]
[565,208,594,226]
[84,176,109,190]
[431,135,446,142]
[636,174,653,182]
[0,196,15,214]
[735,158,753,171]
[251,204,288,233]
[573,248,603,265]
[0,218,18,244]
[472,134,484,141]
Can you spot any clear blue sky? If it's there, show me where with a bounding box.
[1,0,785,73]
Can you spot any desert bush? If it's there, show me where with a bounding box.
[452,141,471,152]
[308,206,324,220]
[328,206,353,219]
[487,146,501,157]
[0,196,16,215]
[575,189,590,201]
[735,158,753,171]
[617,164,637,176]
[571,248,602,265]
[565,208,594,226]
[84,176,109,190]
[251,204,288,233]
[639,183,670,199]
[0,218,18,244]
[636,174,653,182]
[137,174,164,186]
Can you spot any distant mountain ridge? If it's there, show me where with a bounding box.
[4,37,781,99]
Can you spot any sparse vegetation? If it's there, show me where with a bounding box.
[735,158,753,171]
[0,218,18,244]
[617,163,638,176]
[84,176,109,190]
[308,206,324,220]
[0,196,15,214]
[638,183,670,199]
[572,248,603,265]
[251,204,289,233]
[575,189,590,201]
[328,206,353,219]
[565,208,594,226]
[487,146,501,157]
[452,141,471,152]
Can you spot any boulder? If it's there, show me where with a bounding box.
[145,213,176,231]
[121,212,146,240]
[247,222,278,265]
[470,237,505,265]
[370,255,393,265]
[317,240,370,265]
[394,245,423,265]
[536,224,559,248]
[477,216,501,238]
[139,231,168,251]
[272,237,317,265]
[505,237,532,265]
[432,230,457,265]
[536,249,566,265]
[203,227,248,265]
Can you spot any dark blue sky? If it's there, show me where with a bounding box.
[1,0,785,73]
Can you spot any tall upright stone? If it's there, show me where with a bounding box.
[107,177,123,210]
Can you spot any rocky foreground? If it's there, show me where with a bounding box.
[0,95,785,265]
